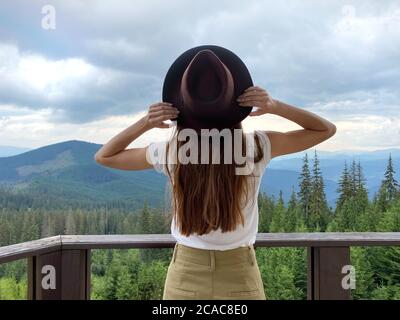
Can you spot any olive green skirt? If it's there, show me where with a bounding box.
[163,243,266,300]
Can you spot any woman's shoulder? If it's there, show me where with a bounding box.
[146,139,173,174]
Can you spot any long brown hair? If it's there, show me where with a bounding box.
[165,123,264,236]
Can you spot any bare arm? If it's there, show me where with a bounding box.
[94,102,179,170]
[237,86,336,158]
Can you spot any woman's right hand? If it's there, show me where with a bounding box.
[143,102,180,129]
[237,86,277,116]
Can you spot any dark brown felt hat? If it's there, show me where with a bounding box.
[162,45,253,130]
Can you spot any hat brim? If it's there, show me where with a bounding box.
[162,45,253,130]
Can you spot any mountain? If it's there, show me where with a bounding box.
[0,140,166,208]
[267,148,400,203]
[0,140,399,209]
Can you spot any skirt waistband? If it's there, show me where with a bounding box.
[172,243,255,267]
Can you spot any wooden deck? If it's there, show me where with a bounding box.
[1,232,400,300]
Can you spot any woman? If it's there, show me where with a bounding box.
[94,46,336,300]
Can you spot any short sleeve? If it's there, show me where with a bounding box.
[254,130,272,171]
[146,140,168,174]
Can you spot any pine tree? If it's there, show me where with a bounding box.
[351,247,375,299]
[20,213,39,242]
[354,160,370,229]
[384,154,400,201]
[288,186,297,211]
[308,150,330,230]
[138,202,157,262]
[350,159,358,197]
[377,154,400,212]
[65,213,76,235]
[258,193,275,232]
[270,191,285,232]
[285,187,298,232]
[297,153,312,221]
[355,161,369,202]
[138,201,151,234]
[259,248,303,300]
[336,161,352,213]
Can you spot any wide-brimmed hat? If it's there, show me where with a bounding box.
[162,45,253,131]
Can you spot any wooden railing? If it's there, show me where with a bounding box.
[1,232,400,300]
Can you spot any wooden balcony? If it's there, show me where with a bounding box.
[1,232,400,300]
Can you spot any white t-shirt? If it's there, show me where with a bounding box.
[146,130,271,251]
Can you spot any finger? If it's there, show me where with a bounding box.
[240,102,267,109]
[154,114,178,122]
[238,98,268,105]
[149,106,179,114]
[238,102,256,107]
[153,104,178,110]
[155,122,170,129]
[149,114,178,124]
[149,105,174,113]
[149,113,178,122]
[237,92,267,100]
[153,102,173,107]
[239,90,267,97]
[239,98,267,104]
[149,102,173,110]
[149,110,179,119]
[237,91,269,100]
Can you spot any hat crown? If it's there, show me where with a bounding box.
[181,49,234,110]
[162,45,253,130]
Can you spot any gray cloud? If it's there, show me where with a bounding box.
[0,0,399,125]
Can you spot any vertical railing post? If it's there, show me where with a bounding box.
[27,249,91,300]
[27,256,37,300]
[307,246,351,300]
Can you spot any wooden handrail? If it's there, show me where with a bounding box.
[0,236,61,264]
[1,232,400,263]
[1,232,399,300]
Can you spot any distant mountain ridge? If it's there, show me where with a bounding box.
[0,140,166,208]
[0,145,31,157]
[0,140,399,209]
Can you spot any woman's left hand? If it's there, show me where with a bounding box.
[236,85,277,116]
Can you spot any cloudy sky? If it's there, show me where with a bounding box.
[0,0,399,151]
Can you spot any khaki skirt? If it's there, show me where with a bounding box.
[163,243,266,300]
